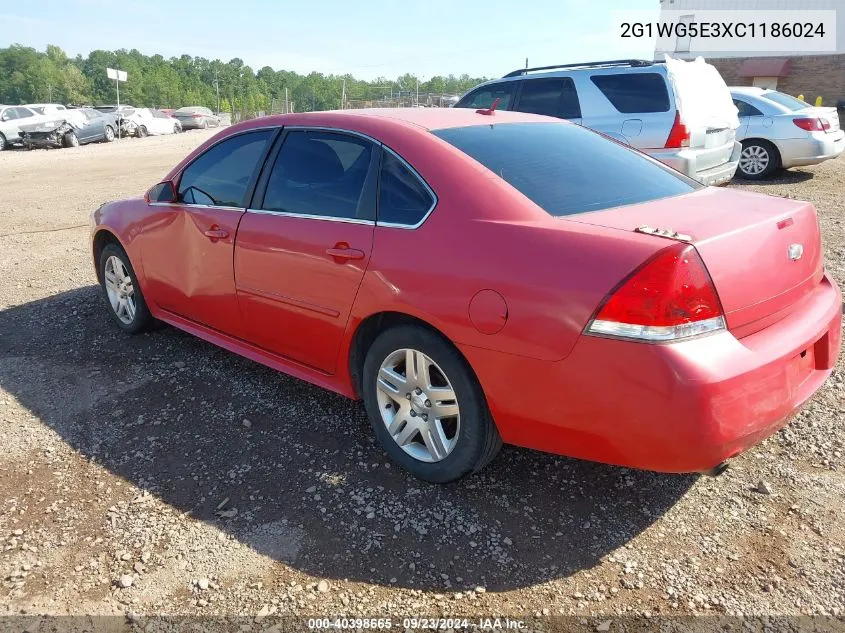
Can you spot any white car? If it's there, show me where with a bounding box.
[0,105,44,150]
[124,108,182,137]
[25,103,68,115]
[731,87,845,179]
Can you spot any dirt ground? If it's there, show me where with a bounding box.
[0,130,843,629]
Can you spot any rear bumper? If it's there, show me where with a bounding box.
[779,130,845,168]
[646,141,741,186]
[461,274,842,473]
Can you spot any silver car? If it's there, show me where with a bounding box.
[173,106,220,130]
[731,87,845,180]
[454,59,741,186]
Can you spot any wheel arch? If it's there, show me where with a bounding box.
[347,311,482,402]
[92,229,126,283]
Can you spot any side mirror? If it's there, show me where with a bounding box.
[146,180,177,204]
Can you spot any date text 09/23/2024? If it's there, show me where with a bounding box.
[307,617,527,630]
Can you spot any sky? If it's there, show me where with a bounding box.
[0,0,660,80]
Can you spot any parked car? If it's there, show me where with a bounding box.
[20,108,113,148]
[121,108,182,137]
[731,87,845,179]
[0,105,45,149]
[173,106,220,129]
[454,57,741,186]
[90,108,841,483]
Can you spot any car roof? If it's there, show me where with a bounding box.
[239,108,560,132]
[730,86,767,95]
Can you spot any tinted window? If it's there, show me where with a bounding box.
[455,82,517,110]
[590,73,670,113]
[733,98,762,117]
[761,90,810,112]
[14,107,35,119]
[178,130,273,207]
[432,122,697,217]
[515,78,581,119]
[378,151,435,226]
[261,130,376,220]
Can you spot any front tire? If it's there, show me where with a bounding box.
[63,131,79,148]
[362,325,502,483]
[738,139,780,180]
[99,244,153,334]
[137,125,148,138]
[0,133,6,151]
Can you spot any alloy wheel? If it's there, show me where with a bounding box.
[104,255,136,325]
[376,348,461,463]
[739,144,769,176]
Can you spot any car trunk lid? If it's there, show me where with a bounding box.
[567,187,824,336]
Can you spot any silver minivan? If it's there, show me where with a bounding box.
[454,59,741,186]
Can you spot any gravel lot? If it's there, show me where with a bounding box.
[0,131,843,627]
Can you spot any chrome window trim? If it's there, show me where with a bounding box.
[246,208,374,225]
[273,126,439,230]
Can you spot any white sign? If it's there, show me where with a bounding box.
[106,67,127,82]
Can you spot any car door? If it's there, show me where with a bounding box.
[732,97,765,141]
[234,128,378,373]
[11,107,38,140]
[512,77,582,124]
[138,128,276,336]
[81,109,104,142]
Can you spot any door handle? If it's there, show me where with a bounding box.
[326,246,365,261]
[204,227,228,240]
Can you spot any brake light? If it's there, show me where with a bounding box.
[586,243,725,342]
[793,117,830,132]
[664,111,690,148]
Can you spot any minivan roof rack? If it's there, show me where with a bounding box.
[503,59,654,78]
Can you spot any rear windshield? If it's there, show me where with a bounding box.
[760,90,810,112]
[432,122,698,217]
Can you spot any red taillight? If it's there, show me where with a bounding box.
[793,117,830,132]
[664,111,690,148]
[586,243,725,342]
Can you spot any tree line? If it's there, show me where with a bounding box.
[0,44,489,115]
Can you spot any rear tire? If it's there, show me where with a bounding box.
[738,139,780,180]
[99,244,153,334]
[362,325,502,483]
[103,125,115,142]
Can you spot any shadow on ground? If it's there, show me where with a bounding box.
[0,287,695,591]
[734,169,815,186]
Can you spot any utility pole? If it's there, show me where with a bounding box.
[284,87,289,114]
[416,77,419,106]
[341,78,346,110]
[213,70,220,114]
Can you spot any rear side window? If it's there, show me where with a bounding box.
[515,78,581,119]
[432,122,697,217]
[733,98,763,117]
[261,130,377,221]
[455,82,517,110]
[178,130,273,207]
[590,73,670,113]
[378,151,435,226]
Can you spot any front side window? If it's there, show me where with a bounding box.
[432,122,698,217]
[455,82,517,110]
[733,98,763,117]
[378,151,435,226]
[590,73,670,113]
[261,130,377,220]
[515,77,581,119]
[178,129,273,207]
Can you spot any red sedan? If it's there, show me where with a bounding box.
[91,108,842,483]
